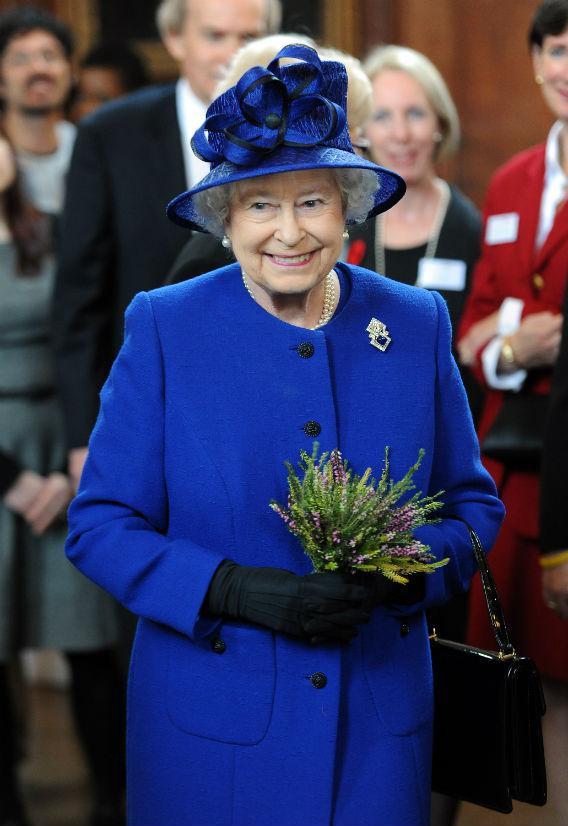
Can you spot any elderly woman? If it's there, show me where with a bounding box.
[165,35,372,286]
[66,46,503,826]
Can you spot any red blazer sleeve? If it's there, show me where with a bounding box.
[457,145,556,386]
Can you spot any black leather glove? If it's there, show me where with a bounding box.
[204,562,375,643]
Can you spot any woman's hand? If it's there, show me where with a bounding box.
[3,470,45,514]
[507,312,563,370]
[23,472,74,535]
[457,311,499,366]
[543,561,568,621]
[205,562,375,643]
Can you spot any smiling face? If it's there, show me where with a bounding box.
[533,28,568,122]
[226,169,345,301]
[163,0,268,104]
[0,29,71,116]
[365,68,440,187]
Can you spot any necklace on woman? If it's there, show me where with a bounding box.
[241,269,337,329]
[374,179,450,276]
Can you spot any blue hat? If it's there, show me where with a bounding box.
[166,44,406,232]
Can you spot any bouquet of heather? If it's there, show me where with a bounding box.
[270,445,449,584]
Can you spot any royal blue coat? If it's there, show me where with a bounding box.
[67,263,504,826]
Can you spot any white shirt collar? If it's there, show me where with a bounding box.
[545,120,567,182]
[536,120,568,248]
[175,78,210,189]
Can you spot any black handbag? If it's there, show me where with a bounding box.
[481,393,548,469]
[430,522,547,813]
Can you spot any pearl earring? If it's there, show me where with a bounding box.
[222,235,232,249]
[433,131,443,143]
[535,74,544,85]
[342,229,349,240]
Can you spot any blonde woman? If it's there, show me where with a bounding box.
[348,46,478,343]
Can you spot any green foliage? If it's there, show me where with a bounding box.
[271,444,448,583]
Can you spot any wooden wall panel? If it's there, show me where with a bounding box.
[323,0,360,55]
[353,0,553,207]
[451,0,552,205]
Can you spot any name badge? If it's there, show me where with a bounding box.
[416,258,467,291]
[485,212,519,245]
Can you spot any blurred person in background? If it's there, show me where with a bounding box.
[70,41,149,122]
[53,0,282,493]
[0,8,123,826]
[458,0,568,817]
[350,46,480,341]
[351,45,484,426]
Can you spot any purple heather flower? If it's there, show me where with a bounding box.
[332,529,342,545]
[388,504,415,533]
[387,545,417,558]
[330,450,347,484]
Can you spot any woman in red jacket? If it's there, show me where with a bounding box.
[458,0,568,813]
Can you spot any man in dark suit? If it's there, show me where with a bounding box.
[53,0,281,487]
[540,282,568,622]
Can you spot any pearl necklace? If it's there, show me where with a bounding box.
[241,269,337,329]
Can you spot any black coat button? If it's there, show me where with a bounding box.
[297,342,315,359]
[309,672,327,689]
[400,622,410,638]
[211,637,226,654]
[303,420,321,437]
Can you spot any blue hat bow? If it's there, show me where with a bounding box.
[191,44,348,168]
[167,44,406,231]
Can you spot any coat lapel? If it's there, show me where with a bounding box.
[518,149,545,271]
[534,196,568,269]
[146,86,186,204]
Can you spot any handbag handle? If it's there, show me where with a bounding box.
[445,515,515,658]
